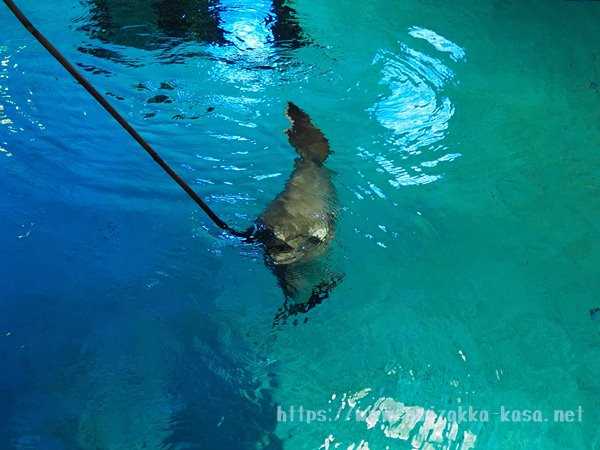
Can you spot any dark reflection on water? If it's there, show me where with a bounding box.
[78,0,308,60]
[269,0,307,49]
[80,0,226,49]
[76,45,143,68]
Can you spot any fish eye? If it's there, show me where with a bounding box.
[307,236,322,246]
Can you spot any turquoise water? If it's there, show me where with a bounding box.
[1,0,599,449]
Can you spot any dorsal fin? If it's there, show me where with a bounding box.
[285,102,330,165]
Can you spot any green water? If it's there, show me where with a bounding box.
[265,1,600,448]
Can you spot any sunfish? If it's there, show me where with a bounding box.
[253,102,343,323]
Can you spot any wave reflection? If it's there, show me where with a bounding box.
[321,388,478,450]
[77,0,310,64]
[408,27,466,62]
[369,28,465,188]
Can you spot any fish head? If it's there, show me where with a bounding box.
[260,224,329,265]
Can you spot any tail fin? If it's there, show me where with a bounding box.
[285,102,330,165]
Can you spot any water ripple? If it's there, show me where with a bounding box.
[320,388,478,450]
[367,28,465,188]
[0,45,46,143]
[408,26,467,62]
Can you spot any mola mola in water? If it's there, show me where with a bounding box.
[253,102,343,323]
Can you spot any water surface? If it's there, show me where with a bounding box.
[1,0,599,449]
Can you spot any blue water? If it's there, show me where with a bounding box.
[1,1,599,449]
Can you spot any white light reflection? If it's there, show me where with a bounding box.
[408,27,467,62]
[368,28,466,189]
[321,388,478,450]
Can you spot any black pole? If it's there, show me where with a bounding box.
[3,0,252,239]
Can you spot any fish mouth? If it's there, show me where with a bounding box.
[269,250,303,265]
[268,235,328,265]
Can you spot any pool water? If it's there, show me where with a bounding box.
[1,0,599,449]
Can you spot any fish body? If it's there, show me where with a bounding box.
[255,102,341,319]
